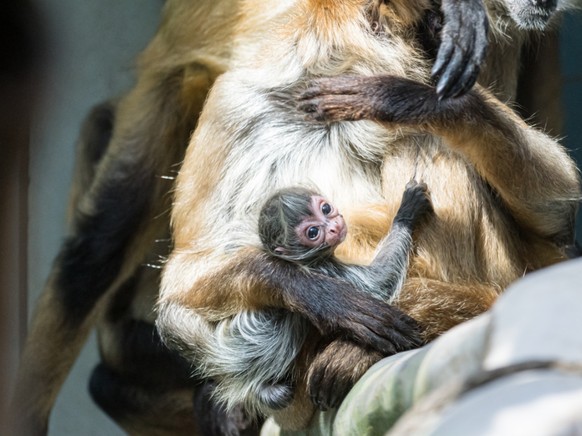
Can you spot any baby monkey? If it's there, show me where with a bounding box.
[254,180,431,409]
[259,180,432,301]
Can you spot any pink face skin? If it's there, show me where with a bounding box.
[295,195,347,252]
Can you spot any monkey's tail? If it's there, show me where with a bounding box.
[156,302,308,417]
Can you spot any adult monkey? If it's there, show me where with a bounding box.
[156,0,580,430]
[10,0,571,435]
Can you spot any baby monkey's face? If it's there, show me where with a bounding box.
[295,196,347,251]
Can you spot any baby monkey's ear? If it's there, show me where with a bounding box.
[274,247,288,255]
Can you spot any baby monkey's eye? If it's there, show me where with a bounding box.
[307,226,320,240]
[321,203,332,215]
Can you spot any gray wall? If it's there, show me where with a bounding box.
[28,1,160,434]
[25,3,582,435]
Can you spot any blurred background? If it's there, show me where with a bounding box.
[1,1,581,434]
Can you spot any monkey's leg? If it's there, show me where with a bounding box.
[12,71,190,434]
[306,339,383,411]
[11,100,119,434]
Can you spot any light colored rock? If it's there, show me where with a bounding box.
[485,258,582,370]
[436,372,582,436]
[413,313,491,399]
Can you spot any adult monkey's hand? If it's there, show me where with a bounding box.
[432,0,489,99]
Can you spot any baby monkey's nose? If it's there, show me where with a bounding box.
[328,220,340,233]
